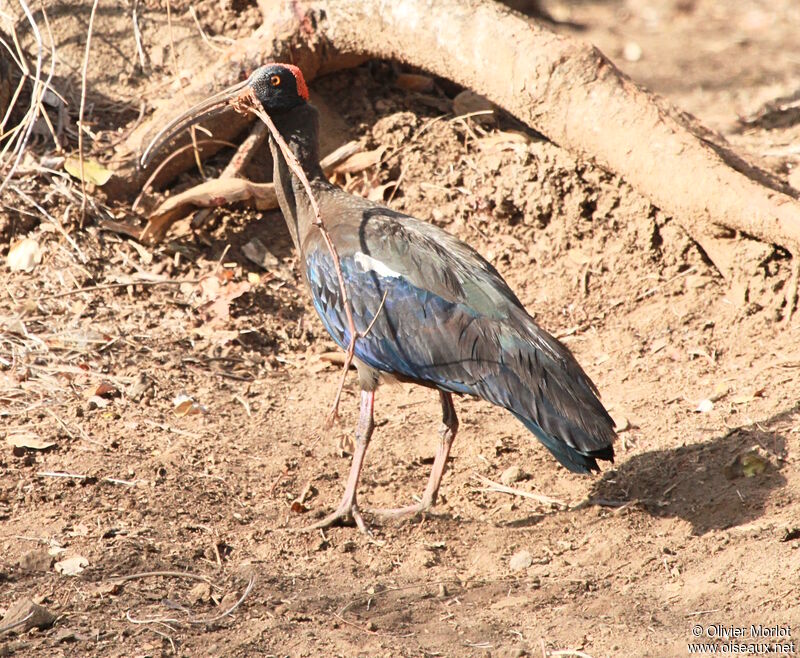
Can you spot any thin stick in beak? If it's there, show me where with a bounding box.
[139,78,251,169]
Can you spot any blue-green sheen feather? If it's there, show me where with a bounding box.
[304,214,616,474]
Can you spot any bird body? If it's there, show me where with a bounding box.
[270,102,614,474]
[143,64,617,531]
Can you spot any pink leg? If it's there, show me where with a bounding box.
[293,390,374,534]
[370,391,458,518]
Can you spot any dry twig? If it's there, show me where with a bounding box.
[111,570,217,585]
[35,277,202,302]
[471,474,569,509]
[234,92,387,426]
[123,572,256,626]
[77,0,100,226]
[0,0,48,196]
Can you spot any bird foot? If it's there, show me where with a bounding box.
[290,502,372,535]
[366,499,434,519]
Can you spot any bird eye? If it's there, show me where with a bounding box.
[270,75,281,87]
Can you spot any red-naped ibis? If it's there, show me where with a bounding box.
[142,64,616,533]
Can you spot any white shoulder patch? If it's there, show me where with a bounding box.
[354,251,402,279]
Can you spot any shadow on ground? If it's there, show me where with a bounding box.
[592,406,797,534]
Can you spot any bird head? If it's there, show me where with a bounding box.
[140,63,310,168]
[246,64,310,113]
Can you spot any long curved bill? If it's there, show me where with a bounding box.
[139,77,252,168]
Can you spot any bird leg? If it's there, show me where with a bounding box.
[292,389,375,534]
[369,391,458,518]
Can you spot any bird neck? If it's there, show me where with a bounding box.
[268,103,330,255]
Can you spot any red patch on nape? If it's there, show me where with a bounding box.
[267,62,309,101]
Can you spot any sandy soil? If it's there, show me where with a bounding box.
[1,1,799,656]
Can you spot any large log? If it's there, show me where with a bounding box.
[115,0,800,299]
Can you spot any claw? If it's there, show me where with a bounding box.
[290,502,372,535]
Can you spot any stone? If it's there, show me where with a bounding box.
[509,550,533,571]
[0,598,56,633]
[18,549,53,573]
[500,465,524,486]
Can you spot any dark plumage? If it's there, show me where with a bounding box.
[143,64,616,532]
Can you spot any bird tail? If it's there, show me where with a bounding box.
[510,411,614,474]
[488,310,617,474]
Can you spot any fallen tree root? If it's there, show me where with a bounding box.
[116,0,800,303]
[105,140,361,243]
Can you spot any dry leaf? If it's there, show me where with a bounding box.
[319,352,348,365]
[64,157,112,185]
[612,413,631,432]
[173,393,207,416]
[92,381,118,398]
[308,357,334,373]
[55,555,88,576]
[7,238,42,272]
[6,432,55,451]
[394,73,434,92]
[332,148,384,175]
[202,280,251,324]
[709,383,729,402]
[725,448,771,480]
[367,181,398,202]
[92,581,122,597]
[730,388,766,405]
[242,237,279,269]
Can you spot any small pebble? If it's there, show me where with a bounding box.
[218,592,239,610]
[623,41,643,62]
[500,465,524,485]
[509,549,533,571]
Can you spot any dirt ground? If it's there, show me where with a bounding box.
[1,0,800,656]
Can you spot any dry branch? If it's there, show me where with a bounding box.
[138,140,359,243]
[116,0,800,293]
[236,91,364,426]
